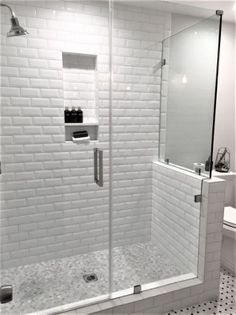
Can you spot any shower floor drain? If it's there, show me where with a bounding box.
[83,273,98,283]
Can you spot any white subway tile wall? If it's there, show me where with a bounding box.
[0,0,110,268]
[63,67,98,121]
[0,1,170,268]
[152,161,202,275]
[111,4,171,246]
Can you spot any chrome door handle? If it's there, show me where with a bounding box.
[94,148,103,187]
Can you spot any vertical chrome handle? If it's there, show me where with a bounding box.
[98,150,103,187]
[94,148,98,184]
[94,148,103,187]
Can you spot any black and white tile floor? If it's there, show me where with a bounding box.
[166,268,235,315]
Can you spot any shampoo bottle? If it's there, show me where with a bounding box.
[71,107,77,123]
[64,107,71,123]
[77,107,83,123]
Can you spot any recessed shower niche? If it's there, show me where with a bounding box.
[62,52,98,142]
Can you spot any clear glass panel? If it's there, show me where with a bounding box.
[0,1,110,313]
[111,2,221,297]
[160,15,221,175]
[111,0,161,294]
[110,0,206,296]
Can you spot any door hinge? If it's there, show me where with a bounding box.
[161,58,166,67]
[216,10,224,16]
[134,284,142,294]
[194,194,202,203]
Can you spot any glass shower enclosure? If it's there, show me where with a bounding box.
[160,14,222,177]
[0,1,222,314]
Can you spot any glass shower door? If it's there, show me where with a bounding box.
[110,4,222,297]
[110,0,181,295]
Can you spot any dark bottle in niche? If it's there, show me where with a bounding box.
[70,106,78,123]
[64,107,71,123]
[77,107,83,123]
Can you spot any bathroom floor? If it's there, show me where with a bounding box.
[0,242,184,315]
[165,268,235,315]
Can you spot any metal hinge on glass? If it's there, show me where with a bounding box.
[194,194,202,203]
[161,58,166,67]
[133,284,142,294]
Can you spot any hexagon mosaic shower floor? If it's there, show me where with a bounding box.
[165,268,235,315]
[0,242,185,315]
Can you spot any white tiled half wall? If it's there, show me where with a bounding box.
[0,1,171,268]
[152,161,202,275]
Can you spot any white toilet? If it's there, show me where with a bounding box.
[222,205,236,273]
[215,172,236,273]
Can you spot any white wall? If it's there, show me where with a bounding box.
[0,1,170,268]
[214,21,236,171]
[0,0,111,268]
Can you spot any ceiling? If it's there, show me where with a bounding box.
[117,0,236,23]
[168,1,236,23]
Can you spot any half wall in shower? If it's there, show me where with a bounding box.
[0,1,222,314]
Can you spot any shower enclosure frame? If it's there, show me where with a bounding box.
[209,10,223,178]
[158,11,223,179]
[0,1,224,314]
[103,4,225,311]
[79,5,224,312]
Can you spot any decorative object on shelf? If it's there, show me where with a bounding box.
[215,147,230,173]
[77,107,83,123]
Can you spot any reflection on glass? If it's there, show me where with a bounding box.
[160,16,221,175]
